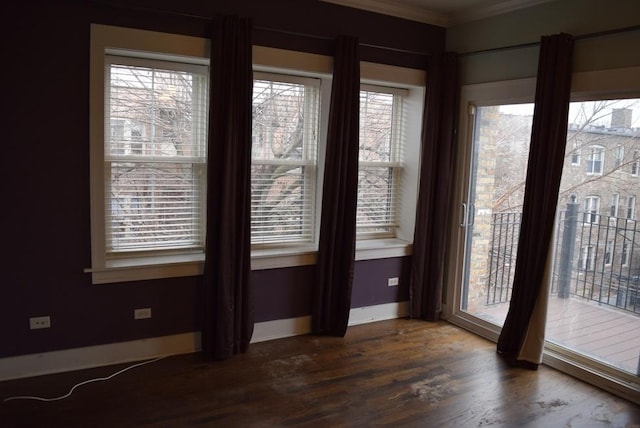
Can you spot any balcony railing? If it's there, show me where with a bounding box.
[486,204,640,314]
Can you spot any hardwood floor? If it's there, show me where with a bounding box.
[1,319,638,427]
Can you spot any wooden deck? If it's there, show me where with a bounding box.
[476,296,640,374]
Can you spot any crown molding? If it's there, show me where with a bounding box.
[321,0,557,27]
[449,0,558,26]
[321,0,450,26]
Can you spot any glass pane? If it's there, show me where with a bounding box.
[357,166,395,234]
[547,99,640,375]
[359,91,394,162]
[109,64,207,158]
[250,79,318,244]
[108,162,203,252]
[462,104,534,326]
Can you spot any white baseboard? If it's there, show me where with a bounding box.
[250,301,410,343]
[251,316,312,343]
[348,301,410,326]
[0,332,202,382]
[0,301,408,381]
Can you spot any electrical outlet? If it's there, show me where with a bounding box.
[29,316,51,330]
[387,277,399,287]
[134,308,152,320]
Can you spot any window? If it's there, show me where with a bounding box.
[90,25,214,284]
[91,25,424,279]
[251,74,319,245]
[580,245,595,271]
[570,150,580,166]
[604,240,613,266]
[583,196,600,223]
[611,193,619,217]
[621,242,629,266]
[614,145,624,167]
[585,145,604,175]
[357,86,406,238]
[104,57,208,255]
[632,150,639,176]
[627,196,636,220]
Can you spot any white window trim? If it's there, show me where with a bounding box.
[252,54,425,268]
[570,149,581,166]
[250,72,320,247]
[580,245,596,271]
[604,240,613,267]
[88,25,211,284]
[611,193,620,217]
[632,150,640,177]
[88,25,423,282]
[614,145,624,167]
[586,145,605,175]
[356,84,407,239]
[627,196,636,220]
[359,75,424,246]
[583,195,600,224]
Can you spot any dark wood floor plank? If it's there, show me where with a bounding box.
[0,319,638,427]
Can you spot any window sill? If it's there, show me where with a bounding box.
[355,238,412,260]
[87,239,413,283]
[87,253,206,285]
[251,246,317,270]
[250,238,413,270]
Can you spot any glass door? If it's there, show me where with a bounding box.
[449,77,640,402]
[457,103,534,329]
[546,98,640,378]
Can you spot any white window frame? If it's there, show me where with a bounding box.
[570,140,581,166]
[90,26,426,280]
[611,193,620,217]
[583,195,600,224]
[627,196,636,220]
[614,145,624,167]
[104,55,209,255]
[585,145,604,175]
[251,54,425,267]
[580,245,596,271]
[604,240,613,266]
[250,72,320,249]
[356,84,406,239]
[632,150,639,176]
[353,66,425,259]
[89,25,211,284]
[621,241,629,266]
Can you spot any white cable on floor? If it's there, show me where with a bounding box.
[2,356,167,403]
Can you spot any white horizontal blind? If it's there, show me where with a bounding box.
[105,56,208,254]
[251,74,319,245]
[357,87,406,237]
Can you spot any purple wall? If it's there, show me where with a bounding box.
[1,1,440,359]
[253,257,411,323]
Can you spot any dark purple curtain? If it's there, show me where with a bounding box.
[410,52,459,321]
[312,36,360,336]
[497,33,574,367]
[202,16,254,360]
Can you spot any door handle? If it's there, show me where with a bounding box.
[461,202,468,227]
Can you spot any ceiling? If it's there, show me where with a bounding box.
[320,0,557,27]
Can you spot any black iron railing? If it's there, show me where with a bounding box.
[485,204,639,314]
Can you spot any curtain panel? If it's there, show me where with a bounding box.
[497,33,574,368]
[202,16,254,360]
[410,52,459,321]
[312,36,360,337]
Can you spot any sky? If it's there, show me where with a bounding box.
[499,98,640,128]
